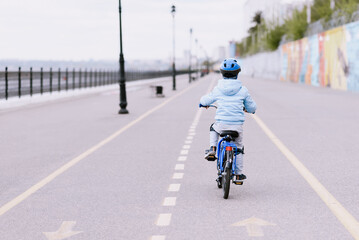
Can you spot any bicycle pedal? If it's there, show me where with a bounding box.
[206,155,217,161]
[233,181,244,185]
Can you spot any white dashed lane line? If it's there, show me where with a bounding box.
[177,156,187,161]
[175,164,185,170]
[180,150,189,155]
[172,173,184,179]
[168,184,181,192]
[163,197,177,207]
[150,236,166,240]
[151,78,216,240]
[156,214,172,226]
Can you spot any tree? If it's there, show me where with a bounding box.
[285,8,308,40]
[311,0,333,22]
[266,24,286,50]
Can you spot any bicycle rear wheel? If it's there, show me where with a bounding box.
[222,163,231,199]
[222,150,232,199]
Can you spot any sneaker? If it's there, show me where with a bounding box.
[234,174,246,181]
[205,146,217,161]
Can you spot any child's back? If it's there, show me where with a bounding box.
[200,78,256,124]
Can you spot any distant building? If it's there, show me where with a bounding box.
[212,46,227,62]
[229,41,237,58]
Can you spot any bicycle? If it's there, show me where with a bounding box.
[200,104,244,199]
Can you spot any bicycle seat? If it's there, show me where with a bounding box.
[220,130,239,138]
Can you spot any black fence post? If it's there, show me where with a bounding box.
[66,68,68,91]
[102,70,104,85]
[40,67,43,94]
[97,69,100,86]
[30,67,33,96]
[5,67,8,100]
[79,69,82,89]
[106,70,108,85]
[50,67,53,93]
[72,68,75,90]
[90,69,93,87]
[58,68,61,92]
[94,70,97,87]
[84,69,87,88]
[102,70,105,86]
[18,67,21,98]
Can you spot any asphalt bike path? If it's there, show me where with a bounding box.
[0,74,196,239]
[244,76,359,239]
[157,76,356,240]
[147,75,358,239]
[0,74,189,210]
[0,73,358,239]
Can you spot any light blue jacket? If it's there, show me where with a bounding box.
[200,78,257,125]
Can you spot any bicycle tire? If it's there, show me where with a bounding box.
[222,164,231,199]
[222,151,232,199]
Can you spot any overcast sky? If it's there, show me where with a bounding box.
[0,0,298,62]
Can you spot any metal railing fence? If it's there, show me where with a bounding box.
[0,68,191,100]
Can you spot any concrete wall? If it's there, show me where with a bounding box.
[241,20,359,93]
[239,50,281,80]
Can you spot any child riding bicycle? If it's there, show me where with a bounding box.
[199,58,257,182]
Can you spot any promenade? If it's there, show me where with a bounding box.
[0,73,359,239]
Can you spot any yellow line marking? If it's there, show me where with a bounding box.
[0,79,203,217]
[252,114,359,239]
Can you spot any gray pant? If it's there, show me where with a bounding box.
[210,122,244,175]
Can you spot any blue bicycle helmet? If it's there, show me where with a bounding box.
[220,58,241,78]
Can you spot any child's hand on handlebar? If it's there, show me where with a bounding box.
[199,103,209,109]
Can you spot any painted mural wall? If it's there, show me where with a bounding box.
[280,21,359,92]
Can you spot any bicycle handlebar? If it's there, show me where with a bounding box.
[199,104,254,114]
[199,104,217,109]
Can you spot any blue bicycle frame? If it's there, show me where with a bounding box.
[217,138,237,178]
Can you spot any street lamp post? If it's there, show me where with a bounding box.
[118,0,129,114]
[189,28,192,83]
[171,5,176,91]
[195,38,199,79]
